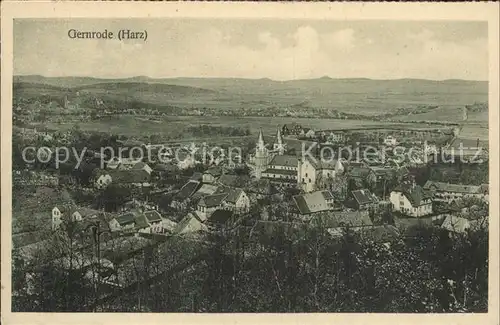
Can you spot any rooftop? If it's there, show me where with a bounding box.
[293,191,334,215]
[352,189,377,206]
[423,181,488,195]
[268,155,298,168]
[174,180,201,201]
[199,193,229,208]
[393,184,432,207]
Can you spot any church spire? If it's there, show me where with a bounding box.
[257,129,265,150]
[276,127,283,147]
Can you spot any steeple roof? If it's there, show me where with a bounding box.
[257,129,265,150]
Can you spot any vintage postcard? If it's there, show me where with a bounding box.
[1,2,499,325]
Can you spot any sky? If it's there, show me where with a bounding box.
[14,19,489,81]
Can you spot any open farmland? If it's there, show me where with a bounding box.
[35,115,450,140]
[15,76,488,117]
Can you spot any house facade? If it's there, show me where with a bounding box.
[423,181,489,203]
[390,184,433,217]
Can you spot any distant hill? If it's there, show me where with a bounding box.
[13,75,488,119]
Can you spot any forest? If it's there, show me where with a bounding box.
[12,218,488,313]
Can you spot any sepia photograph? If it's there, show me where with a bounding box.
[1,2,499,323]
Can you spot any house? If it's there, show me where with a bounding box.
[222,188,250,213]
[369,166,396,183]
[440,215,488,234]
[71,207,101,222]
[384,136,397,146]
[174,213,208,235]
[207,209,236,228]
[190,172,203,182]
[106,157,121,170]
[390,183,433,217]
[283,123,303,136]
[327,132,346,143]
[154,163,179,180]
[423,181,489,203]
[298,157,344,193]
[109,212,137,232]
[176,151,196,170]
[351,189,378,210]
[202,167,223,184]
[144,210,162,226]
[196,193,230,220]
[315,210,373,236]
[170,180,201,210]
[293,190,335,218]
[132,162,153,175]
[95,171,113,189]
[261,154,299,185]
[347,167,372,189]
[109,209,161,232]
[196,187,250,220]
[191,183,219,201]
[51,205,103,230]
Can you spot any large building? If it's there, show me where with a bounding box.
[251,129,344,192]
[390,182,433,217]
[253,128,285,179]
[423,181,489,203]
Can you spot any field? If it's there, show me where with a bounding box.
[15,76,488,117]
[35,115,457,140]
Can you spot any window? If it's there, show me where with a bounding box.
[309,178,311,183]
[305,173,308,177]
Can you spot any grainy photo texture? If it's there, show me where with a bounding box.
[9,17,493,313]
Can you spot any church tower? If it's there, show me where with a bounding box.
[254,129,269,179]
[273,127,285,155]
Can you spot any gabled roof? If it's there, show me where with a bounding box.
[132,162,152,173]
[393,184,432,206]
[293,191,334,215]
[115,212,137,226]
[174,180,201,201]
[225,188,244,204]
[144,210,162,223]
[174,213,208,235]
[423,181,487,195]
[198,193,229,208]
[134,214,149,229]
[208,209,234,225]
[352,189,377,205]
[268,155,298,168]
[192,184,219,199]
[189,172,203,182]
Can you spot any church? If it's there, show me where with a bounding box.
[251,128,344,192]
